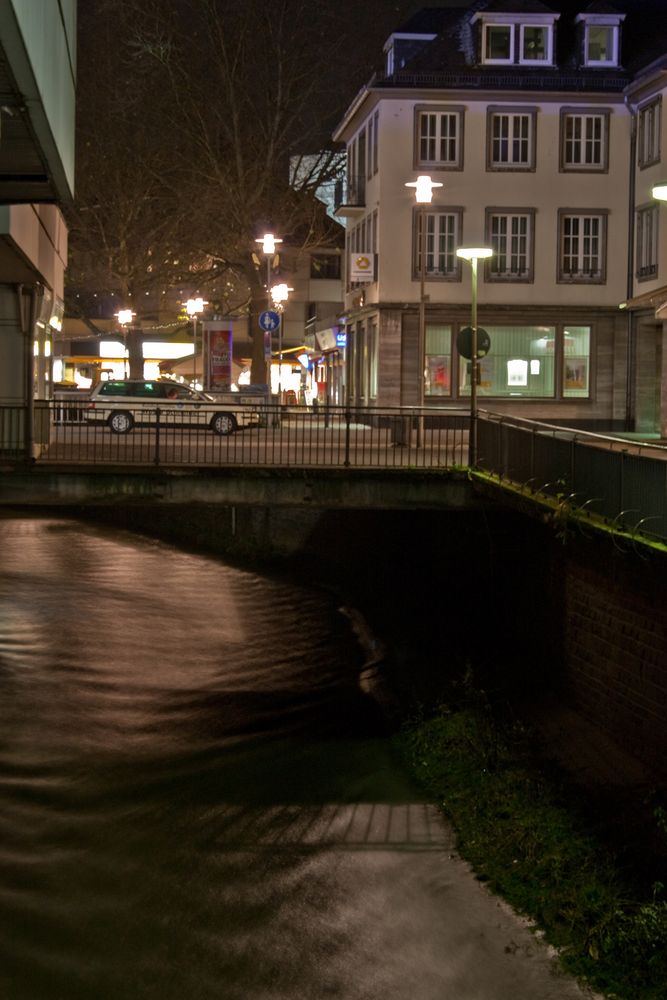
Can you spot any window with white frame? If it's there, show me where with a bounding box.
[636,204,659,280]
[416,108,463,169]
[488,110,535,169]
[582,22,620,66]
[482,23,513,63]
[414,209,462,279]
[638,98,661,169]
[561,110,609,171]
[372,109,379,174]
[520,24,552,63]
[486,210,534,281]
[558,211,607,283]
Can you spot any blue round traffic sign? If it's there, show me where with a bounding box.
[259,310,281,332]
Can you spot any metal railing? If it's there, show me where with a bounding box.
[3,400,667,541]
[1,400,469,471]
[477,410,667,542]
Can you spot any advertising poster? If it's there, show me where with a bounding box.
[204,324,233,389]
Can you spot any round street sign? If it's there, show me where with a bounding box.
[259,310,281,332]
[457,325,491,360]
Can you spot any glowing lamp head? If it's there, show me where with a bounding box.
[185,297,205,316]
[256,233,283,255]
[117,309,134,326]
[405,175,443,204]
[652,181,667,201]
[456,247,493,262]
[270,283,293,305]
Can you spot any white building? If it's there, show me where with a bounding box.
[333,0,667,434]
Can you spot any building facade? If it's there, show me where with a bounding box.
[333,1,667,432]
[0,0,76,421]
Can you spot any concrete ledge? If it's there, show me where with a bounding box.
[0,464,480,510]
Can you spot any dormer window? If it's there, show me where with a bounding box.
[484,23,513,63]
[384,32,436,75]
[474,12,558,67]
[521,25,552,64]
[576,13,625,68]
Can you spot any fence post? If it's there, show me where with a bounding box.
[344,408,351,467]
[154,407,161,466]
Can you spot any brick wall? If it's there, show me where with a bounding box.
[552,539,667,776]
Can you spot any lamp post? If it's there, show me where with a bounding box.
[405,175,442,446]
[185,297,205,388]
[116,309,134,378]
[456,247,493,467]
[270,282,293,403]
[256,233,283,388]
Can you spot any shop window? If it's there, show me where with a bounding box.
[425,325,452,397]
[562,327,591,398]
[458,325,556,398]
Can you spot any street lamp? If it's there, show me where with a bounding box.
[651,181,667,201]
[270,282,293,403]
[116,309,135,378]
[185,297,206,388]
[456,247,493,467]
[405,175,442,446]
[256,233,283,387]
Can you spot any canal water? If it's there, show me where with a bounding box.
[0,515,588,1000]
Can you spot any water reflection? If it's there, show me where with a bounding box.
[0,516,423,1000]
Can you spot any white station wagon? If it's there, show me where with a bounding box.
[86,379,261,435]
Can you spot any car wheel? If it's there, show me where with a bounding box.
[211,412,237,436]
[108,411,134,434]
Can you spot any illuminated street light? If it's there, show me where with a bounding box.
[185,297,207,388]
[456,247,493,467]
[256,233,283,387]
[405,175,443,446]
[270,283,294,402]
[651,181,667,201]
[116,309,135,377]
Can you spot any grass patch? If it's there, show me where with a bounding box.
[393,684,667,999]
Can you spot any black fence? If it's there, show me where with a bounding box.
[1,400,469,471]
[477,410,667,542]
[4,400,667,541]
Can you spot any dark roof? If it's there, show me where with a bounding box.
[379,0,667,91]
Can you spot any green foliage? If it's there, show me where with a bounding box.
[394,692,667,1000]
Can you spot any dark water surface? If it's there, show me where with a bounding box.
[0,516,434,1000]
[0,516,593,1000]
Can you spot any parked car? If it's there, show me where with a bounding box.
[86,379,261,435]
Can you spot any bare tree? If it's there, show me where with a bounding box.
[68,0,415,380]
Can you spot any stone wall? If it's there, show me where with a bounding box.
[550,538,667,776]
